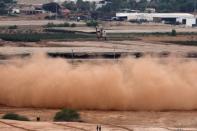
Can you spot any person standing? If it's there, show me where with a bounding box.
[96,125,102,131]
[102,30,107,40]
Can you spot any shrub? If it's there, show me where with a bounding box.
[45,22,70,28]
[54,108,80,122]
[45,22,55,27]
[2,113,29,121]
[0,34,41,42]
[0,32,93,42]
[171,29,177,36]
[62,22,70,27]
[8,25,17,29]
[166,41,197,46]
[86,20,98,27]
[45,15,56,20]
[70,23,76,27]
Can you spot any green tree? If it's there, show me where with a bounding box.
[136,0,148,11]
[0,1,5,8]
[63,1,77,11]
[76,0,91,12]
[127,0,138,10]
[0,0,14,15]
[2,0,14,3]
[90,2,96,11]
[149,0,197,13]
[98,0,197,13]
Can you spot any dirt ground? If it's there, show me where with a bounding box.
[0,20,82,26]
[1,106,197,130]
[141,35,197,42]
[0,20,197,33]
[0,40,197,55]
[0,22,197,130]
[49,25,197,34]
[0,40,197,131]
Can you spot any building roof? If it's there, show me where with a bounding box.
[116,13,195,19]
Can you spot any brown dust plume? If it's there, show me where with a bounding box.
[0,55,197,111]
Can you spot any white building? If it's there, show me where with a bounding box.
[116,12,197,27]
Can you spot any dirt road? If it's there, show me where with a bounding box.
[0,20,83,26]
[0,41,197,55]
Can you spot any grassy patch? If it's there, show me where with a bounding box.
[8,25,18,29]
[165,41,197,46]
[44,22,77,28]
[54,109,80,122]
[108,32,197,37]
[2,113,29,121]
[0,33,94,42]
[86,20,98,27]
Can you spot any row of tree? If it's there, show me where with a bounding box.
[63,0,96,12]
[0,0,196,16]
[0,0,15,15]
[148,0,197,13]
[63,0,197,13]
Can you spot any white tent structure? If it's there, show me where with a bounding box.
[116,12,196,27]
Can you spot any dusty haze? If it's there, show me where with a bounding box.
[0,55,197,111]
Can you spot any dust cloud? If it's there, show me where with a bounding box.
[0,54,197,111]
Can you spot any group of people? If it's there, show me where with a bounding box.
[96,125,102,131]
[96,26,107,40]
